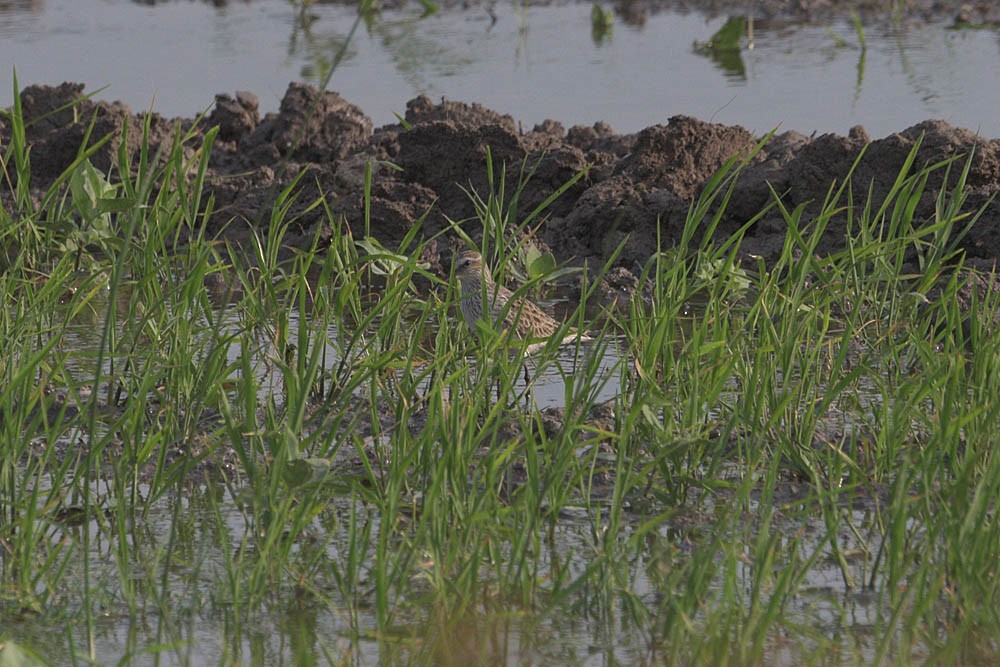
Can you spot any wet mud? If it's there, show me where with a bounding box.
[603,0,1000,26]
[232,0,1000,27]
[5,78,999,487]
[5,81,999,288]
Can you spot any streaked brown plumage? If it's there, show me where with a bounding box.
[454,250,587,346]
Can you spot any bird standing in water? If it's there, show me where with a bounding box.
[454,250,588,350]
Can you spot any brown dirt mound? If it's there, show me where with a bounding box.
[4,82,999,280]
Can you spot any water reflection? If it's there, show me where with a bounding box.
[0,0,42,11]
[1,1,997,137]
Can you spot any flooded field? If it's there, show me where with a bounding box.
[2,1,1000,665]
[5,216,995,665]
[1,0,999,136]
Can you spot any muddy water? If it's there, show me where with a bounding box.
[0,1,997,137]
[8,478,888,666]
[10,495,633,665]
[56,294,620,412]
[23,297,914,665]
[3,474,879,667]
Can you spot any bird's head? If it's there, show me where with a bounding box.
[455,250,485,282]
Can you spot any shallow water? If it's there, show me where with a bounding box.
[0,1,997,137]
[6,278,954,665]
[7,475,890,666]
[55,286,622,412]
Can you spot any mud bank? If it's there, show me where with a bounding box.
[3,82,999,282]
[317,0,1000,26]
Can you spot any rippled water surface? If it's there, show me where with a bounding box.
[0,0,997,137]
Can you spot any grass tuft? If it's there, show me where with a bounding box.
[1,80,999,665]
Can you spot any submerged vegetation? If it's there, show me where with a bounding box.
[2,74,1000,666]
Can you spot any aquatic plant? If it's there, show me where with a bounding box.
[1,73,1000,667]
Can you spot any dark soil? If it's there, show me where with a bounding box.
[318,0,1000,27]
[606,0,1000,26]
[7,76,998,490]
[4,81,999,294]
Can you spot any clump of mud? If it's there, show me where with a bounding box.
[307,0,1000,28]
[4,81,999,284]
[5,79,1000,484]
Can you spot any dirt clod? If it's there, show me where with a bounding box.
[4,81,1000,293]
